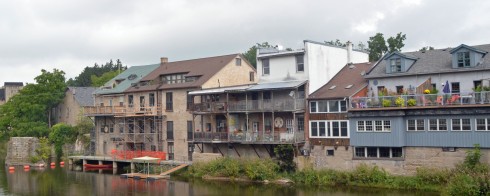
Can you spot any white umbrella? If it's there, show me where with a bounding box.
[133,156,160,177]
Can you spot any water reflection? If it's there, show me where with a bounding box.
[0,162,438,196]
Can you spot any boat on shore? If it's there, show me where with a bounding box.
[83,164,113,169]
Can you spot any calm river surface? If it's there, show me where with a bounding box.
[0,161,438,196]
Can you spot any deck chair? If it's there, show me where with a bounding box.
[436,96,443,105]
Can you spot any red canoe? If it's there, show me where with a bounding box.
[83,164,113,169]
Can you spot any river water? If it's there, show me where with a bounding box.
[0,161,437,196]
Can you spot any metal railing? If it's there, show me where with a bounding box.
[192,98,306,112]
[194,131,305,143]
[349,91,490,109]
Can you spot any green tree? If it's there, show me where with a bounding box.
[325,39,346,47]
[67,59,126,87]
[419,46,435,52]
[49,123,76,160]
[242,42,276,68]
[386,32,407,53]
[90,70,119,87]
[367,33,388,61]
[274,144,296,173]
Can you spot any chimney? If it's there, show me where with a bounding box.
[160,57,168,64]
[346,41,353,64]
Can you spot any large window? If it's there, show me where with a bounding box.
[262,58,270,75]
[166,92,173,111]
[407,119,425,131]
[357,120,391,132]
[390,58,402,73]
[161,74,186,84]
[187,121,193,140]
[149,93,155,107]
[452,119,471,131]
[168,143,174,160]
[310,100,347,113]
[457,51,470,67]
[310,120,349,138]
[128,95,134,107]
[186,92,193,110]
[476,118,490,131]
[296,55,304,72]
[451,82,460,94]
[235,58,241,66]
[354,147,404,159]
[429,119,447,131]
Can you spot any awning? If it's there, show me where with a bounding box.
[188,85,253,95]
[247,80,307,91]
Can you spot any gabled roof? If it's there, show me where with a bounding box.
[125,54,242,92]
[366,44,490,79]
[449,44,488,54]
[68,87,97,106]
[94,64,159,95]
[309,62,372,100]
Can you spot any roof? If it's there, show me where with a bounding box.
[309,62,372,100]
[68,87,97,106]
[304,40,369,54]
[125,54,241,92]
[257,49,305,59]
[247,80,307,91]
[366,44,490,79]
[188,84,254,95]
[94,64,160,95]
[4,82,23,86]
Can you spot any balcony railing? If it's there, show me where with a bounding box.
[350,91,490,109]
[192,99,305,113]
[194,131,305,143]
[84,104,162,116]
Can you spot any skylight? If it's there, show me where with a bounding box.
[329,85,336,90]
[345,84,353,89]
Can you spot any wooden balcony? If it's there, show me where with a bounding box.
[350,91,490,110]
[192,99,305,113]
[84,104,162,116]
[193,131,305,144]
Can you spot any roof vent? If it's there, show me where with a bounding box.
[329,85,336,90]
[345,84,353,89]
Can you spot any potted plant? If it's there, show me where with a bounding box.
[382,99,392,107]
[395,97,405,107]
[407,98,417,106]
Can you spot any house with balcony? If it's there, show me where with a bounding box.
[84,64,160,157]
[348,44,490,174]
[306,62,371,169]
[124,54,257,161]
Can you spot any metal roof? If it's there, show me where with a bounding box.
[94,64,159,95]
[188,85,253,95]
[247,80,307,91]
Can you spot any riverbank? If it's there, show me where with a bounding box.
[180,146,489,195]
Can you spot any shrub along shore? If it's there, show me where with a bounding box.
[181,145,489,195]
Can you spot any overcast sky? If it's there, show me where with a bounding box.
[1,0,490,84]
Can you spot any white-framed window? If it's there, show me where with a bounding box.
[390,58,402,73]
[285,119,293,134]
[310,100,347,113]
[457,51,470,67]
[310,120,349,138]
[452,119,471,131]
[407,119,425,131]
[354,147,403,159]
[476,118,490,131]
[262,58,270,75]
[429,119,447,131]
[357,120,390,132]
[296,55,304,72]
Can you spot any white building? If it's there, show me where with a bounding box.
[256,40,369,94]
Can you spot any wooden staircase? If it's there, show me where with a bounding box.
[160,164,189,176]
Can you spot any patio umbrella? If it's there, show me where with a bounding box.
[133,156,160,177]
[443,81,450,94]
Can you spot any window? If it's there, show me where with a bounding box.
[168,143,174,160]
[262,58,270,75]
[297,117,304,132]
[310,120,349,138]
[396,86,404,94]
[166,92,173,111]
[476,118,490,131]
[149,93,155,107]
[150,119,155,133]
[354,147,404,159]
[326,150,334,156]
[310,100,347,113]
[249,71,254,82]
[296,55,304,72]
[407,119,425,131]
[457,52,470,67]
[390,58,402,73]
[186,92,193,110]
[161,74,186,84]
[429,119,447,131]
[451,82,460,94]
[452,119,471,131]
[128,95,134,107]
[167,121,174,140]
[187,121,193,140]
[235,58,241,66]
[357,120,391,132]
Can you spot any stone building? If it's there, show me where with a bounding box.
[0,82,24,105]
[55,87,97,126]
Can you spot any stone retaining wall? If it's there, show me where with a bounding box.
[5,137,39,165]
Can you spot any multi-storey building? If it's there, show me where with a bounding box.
[55,87,97,126]
[306,62,371,169]
[348,44,490,174]
[0,82,24,105]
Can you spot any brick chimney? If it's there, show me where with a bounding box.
[160,57,168,64]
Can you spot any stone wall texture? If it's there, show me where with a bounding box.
[6,137,39,165]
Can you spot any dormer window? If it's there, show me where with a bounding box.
[390,58,402,72]
[457,52,470,67]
